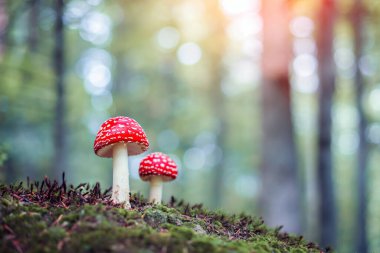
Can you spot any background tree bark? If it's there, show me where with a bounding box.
[53,0,66,180]
[0,0,7,58]
[28,0,39,51]
[260,0,301,234]
[316,0,337,248]
[208,1,227,210]
[352,1,368,252]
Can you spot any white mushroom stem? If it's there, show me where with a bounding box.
[112,143,131,209]
[149,177,163,204]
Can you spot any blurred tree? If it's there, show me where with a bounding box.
[316,0,337,248]
[2,1,380,251]
[0,0,7,57]
[260,0,301,233]
[27,0,39,51]
[205,1,227,209]
[53,0,66,180]
[2,1,28,51]
[351,1,368,252]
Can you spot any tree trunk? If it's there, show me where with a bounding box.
[316,0,337,248]
[0,0,7,58]
[206,1,227,209]
[53,0,66,180]
[28,0,39,51]
[352,1,368,252]
[210,63,226,209]
[260,0,301,234]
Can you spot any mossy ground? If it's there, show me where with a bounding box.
[0,177,324,253]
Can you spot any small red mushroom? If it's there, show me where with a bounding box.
[94,116,149,208]
[139,152,178,204]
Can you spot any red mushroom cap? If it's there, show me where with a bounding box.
[94,116,149,157]
[139,152,178,182]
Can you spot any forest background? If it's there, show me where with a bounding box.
[0,0,379,252]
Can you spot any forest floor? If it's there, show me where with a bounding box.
[0,176,326,253]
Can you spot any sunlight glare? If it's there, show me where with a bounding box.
[227,14,262,41]
[65,1,90,29]
[292,75,318,94]
[156,27,180,50]
[77,48,113,95]
[293,54,317,77]
[87,0,102,6]
[290,16,314,38]
[335,105,358,129]
[241,38,262,59]
[334,48,354,70]
[184,147,206,170]
[80,11,111,45]
[369,88,380,112]
[293,38,316,55]
[230,59,258,84]
[85,63,111,88]
[78,48,113,70]
[219,0,259,16]
[337,132,359,155]
[177,42,202,65]
[222,60,259,96]
[173,2,204,23]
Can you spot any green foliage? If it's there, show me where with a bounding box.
[0,181,322,253]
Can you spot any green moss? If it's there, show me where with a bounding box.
[169,225,195,240]
[191,237,217,252]
[0,181,324,253]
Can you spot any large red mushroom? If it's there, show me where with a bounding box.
[94,116,149,208]
[139,152,178,204]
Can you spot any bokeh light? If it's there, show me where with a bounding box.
[293,38,316,55]
[334,48,354,70]
[292,75,319,94]
[183,147,206,170]
[368,87,380,113]
[293,54,317,77]
[359,55,375,76]
[65,1,90,29]
[337,132,359,155]
[226,15,262,41]
[77,48,113,95]
[367,123,380,144]
[177,42,202,65]
[219,0,259,16]
[80,11,111,45]
[156,27,180,50]
[234,175,258,198]
[290,16,314,38]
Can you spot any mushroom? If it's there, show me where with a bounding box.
[139,152,178,204]
[94,116,149,208]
